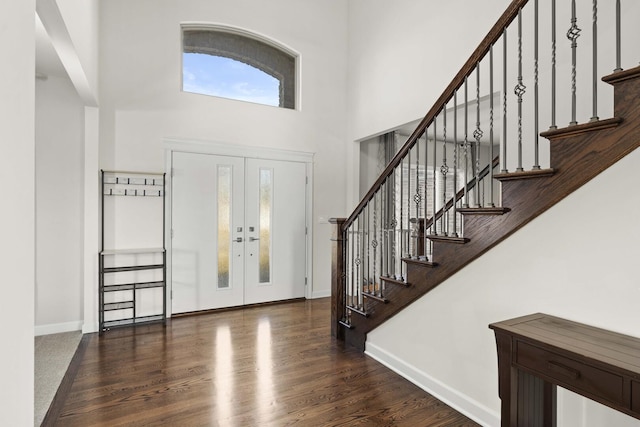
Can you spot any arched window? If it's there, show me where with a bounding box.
[182,25,297,109]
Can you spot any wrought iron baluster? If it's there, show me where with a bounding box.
[551,0,557,129]
[452,90,459,235]
[533,0,541,169]
[349,225,355,309]
[365,203,371,295]
[342,229,348,323]
[590,0,599,122]
[414,140,421,259]
[474,65,483,207]
[463,77,470,207]
[399,160,404,279]
[432,120,438,235]
[489,46,495,207]
[502,29,509,173]
[423,131,430,259]
[372,195,378,296]
[567,0,581,126]
[441,107,449,235]
[615,0,622,72]
[406,148,411,259]
[515,8,526,172]
[390,168,397,280]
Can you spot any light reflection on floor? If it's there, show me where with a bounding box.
[256,317,274,422]
[215,325,232,422]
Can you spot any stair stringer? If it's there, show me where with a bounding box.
[343,66,640,351]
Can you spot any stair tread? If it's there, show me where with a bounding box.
[380,276,410,287]
[427,235,469,244]
[457,207,511,215]
[540,117,623,140]
[602,65,640,85]
[494,168,555,181]
[362,291,389,303]
[346,305,369,317]
[402,257,438,267]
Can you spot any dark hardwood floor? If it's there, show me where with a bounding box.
[43,298,479,426]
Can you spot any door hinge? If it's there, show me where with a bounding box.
[171,229,174,238]
[306,176,308,184]
[305,226,308,235]
[171,167,175,177]
[171,290,173,299]
[305,277,308,285]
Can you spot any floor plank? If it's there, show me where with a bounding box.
[45,298,480,426]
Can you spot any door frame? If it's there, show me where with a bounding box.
[163,138,314,318]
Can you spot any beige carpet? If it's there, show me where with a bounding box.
[34,331,82,426]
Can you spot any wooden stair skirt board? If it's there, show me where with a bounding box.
[333,65,640,352]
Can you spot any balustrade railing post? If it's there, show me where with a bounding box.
[414,140,421,258]
[515,8,525,172]
[330,218,347,340]
[474,65,483,206]
[502,29,509,173]
[463,77,470,207]
[423,132,430,257]
[489,45,496,207]
[432,121,438,233]
[533,0,541,169]
[567,0,581,126]
[453,90,460,234]
[615,0,622,72]
[442,107,449,234]
[590,0,599,122]
[550,0,557,130]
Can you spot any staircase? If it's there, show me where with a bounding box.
[331,0,640,351]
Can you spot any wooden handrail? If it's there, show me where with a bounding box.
[343,0,529,231]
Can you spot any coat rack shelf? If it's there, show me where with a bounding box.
[99,170,166,333]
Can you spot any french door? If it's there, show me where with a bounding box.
[170,151,307,314]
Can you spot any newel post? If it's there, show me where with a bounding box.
[329,218,346,341]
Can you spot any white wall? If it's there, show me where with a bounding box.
[93,0,349,320]
[35,74,85,334]
[346,0,510,208]
[367,146,640,426]
[0,1,36,424]
[347,0,511,142]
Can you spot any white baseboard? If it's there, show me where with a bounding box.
[310,289,331,299]
[35,321,83,336]
[365,341,499,427]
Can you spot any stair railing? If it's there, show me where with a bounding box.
[333,0,637,335]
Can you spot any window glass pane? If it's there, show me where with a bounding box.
[218,166,232,288]
[259,169,272,283]
[183,53,280,107]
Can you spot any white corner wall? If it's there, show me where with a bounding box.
[35,74,85,335]
[367,146,640,426]
[0,1,36,424]
[94,0,349,319]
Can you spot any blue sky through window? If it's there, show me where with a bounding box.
[183,53,280,107]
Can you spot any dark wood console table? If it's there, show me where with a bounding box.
[489,313,640,426]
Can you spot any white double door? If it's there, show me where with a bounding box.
[171,151,307,314]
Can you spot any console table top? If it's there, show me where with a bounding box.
[489,313,640,378]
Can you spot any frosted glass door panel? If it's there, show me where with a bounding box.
[171,152,245,313]
[244,159,306,304]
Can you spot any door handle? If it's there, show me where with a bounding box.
[235,237,243,243]
[249,237,260,242]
